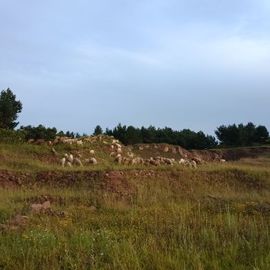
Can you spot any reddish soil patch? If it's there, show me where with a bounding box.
[221,147,270,161]
[33,170,136,197]
[0,170,31,188]
[102,171,136,197]
[191,147,270,161]
[36,171,102,185]
[133,143,270,162]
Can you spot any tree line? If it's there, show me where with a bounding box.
[0,88,269,149]
[93,122,269,149]
[215,123,269,147]
[101,125,218,150]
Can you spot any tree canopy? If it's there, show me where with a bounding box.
[105,124,218,149]
[215,123,269,147]
[93,125,103,136]
[0,88,22,129]
[19,125,58,141]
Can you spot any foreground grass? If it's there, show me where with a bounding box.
[0,164,270,270]
[1,142,270,269]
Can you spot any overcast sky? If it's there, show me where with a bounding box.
[0,0,269,134]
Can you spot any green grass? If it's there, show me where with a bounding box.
[0,168,270,269]
[0,143,270,269]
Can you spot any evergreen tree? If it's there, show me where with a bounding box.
[255,125,269,144]
[0,88,22,129]
[93,125,103,136]
[215,123,269,147]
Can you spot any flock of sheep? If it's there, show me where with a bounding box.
[54,136,203,168]
[28,135,226,168]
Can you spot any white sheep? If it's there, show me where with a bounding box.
[89,157,98,165]
[60,157,66,167]
[65,154,74,163]
[179,158,186,165]
[116,148,122,154]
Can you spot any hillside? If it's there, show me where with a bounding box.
[1,134,270,172]
[0,137,270,269]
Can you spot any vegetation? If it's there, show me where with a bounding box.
[216,123,269,147]
[0,129,26,144]
[0,88,22,129]
[19,125,58,141]
[105,124,218,149]
[94,125,103,136]
[0,152,269,269]
[102,123,270,149]
[0,125,79,143]
[0,131,269,269]
[1,121,269,149]
[0,86,269,269]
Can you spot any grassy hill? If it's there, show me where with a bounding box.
[0,138,270,269]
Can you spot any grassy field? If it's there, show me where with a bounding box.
[0,143,270,269]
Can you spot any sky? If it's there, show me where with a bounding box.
[0,0,269,135]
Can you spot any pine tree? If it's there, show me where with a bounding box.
[0,88,22,129]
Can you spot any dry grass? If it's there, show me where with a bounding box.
[0,143,270,269]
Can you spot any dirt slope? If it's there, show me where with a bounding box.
[132,143,270,162]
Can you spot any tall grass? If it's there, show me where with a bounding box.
[0,163,270,270]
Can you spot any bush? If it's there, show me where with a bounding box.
[0,129,26,143]
[19,125,57,141]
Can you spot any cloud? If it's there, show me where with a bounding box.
[0,0,269,133]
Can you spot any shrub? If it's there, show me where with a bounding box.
[0,129,26,143]
[19,125,57,141]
